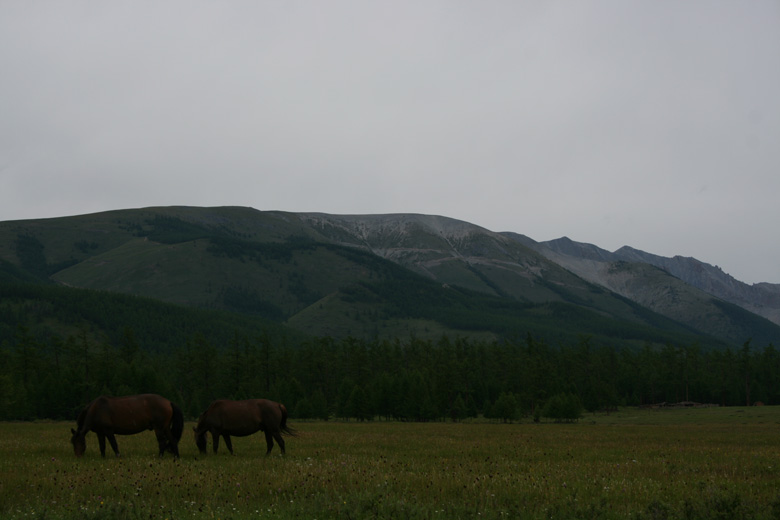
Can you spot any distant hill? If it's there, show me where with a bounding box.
[1,206,778,349]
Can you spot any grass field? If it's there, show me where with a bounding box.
[2,407,780,519]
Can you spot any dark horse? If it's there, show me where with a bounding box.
[194,399,295,456]
[70,394,184,458]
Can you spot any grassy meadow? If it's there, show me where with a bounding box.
[2,407,780,519]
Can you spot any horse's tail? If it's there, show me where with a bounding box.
[279,403,297,436]
[170,403,184,443]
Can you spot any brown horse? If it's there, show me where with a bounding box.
[70,394,184,458]
[194,399,295,456]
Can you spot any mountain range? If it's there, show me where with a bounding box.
[535,236,780,319]
[1,206,778,349]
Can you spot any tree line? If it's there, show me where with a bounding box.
[1,323,776,423]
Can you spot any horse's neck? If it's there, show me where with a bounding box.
[76,404,97,434]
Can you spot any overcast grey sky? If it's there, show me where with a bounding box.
[1,2,778,284]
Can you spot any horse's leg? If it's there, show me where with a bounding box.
[163,423,179,458]
[223,434,234,455]
[97,432,107,458]
[106,433,120,457]
[273,431,286,455]
[263,430,274,455]
[155,430,167,457]
[212,430,220,454]
[169,439,180,458]
[166,433,180,458]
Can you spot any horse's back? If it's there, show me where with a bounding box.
[232,400,268,435]
[90,394,174,434]
[200,399,268,436]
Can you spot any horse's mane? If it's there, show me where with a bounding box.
[75,405,88,431]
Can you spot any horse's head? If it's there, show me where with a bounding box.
[70,428,86,457]
[193,426,208,454]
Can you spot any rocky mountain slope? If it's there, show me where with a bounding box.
[300,214,779,344]
[525,235,780,328]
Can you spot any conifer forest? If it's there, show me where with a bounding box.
[2,322,775,423]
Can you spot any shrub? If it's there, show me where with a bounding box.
[490,392,519,423]
[541,392,582,423]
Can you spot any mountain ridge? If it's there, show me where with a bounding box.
[1,205,778,347]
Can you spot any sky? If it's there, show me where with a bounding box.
[1,2,779,284]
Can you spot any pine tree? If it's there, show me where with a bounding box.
[346,385,371,421]
[450,394,467,422]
